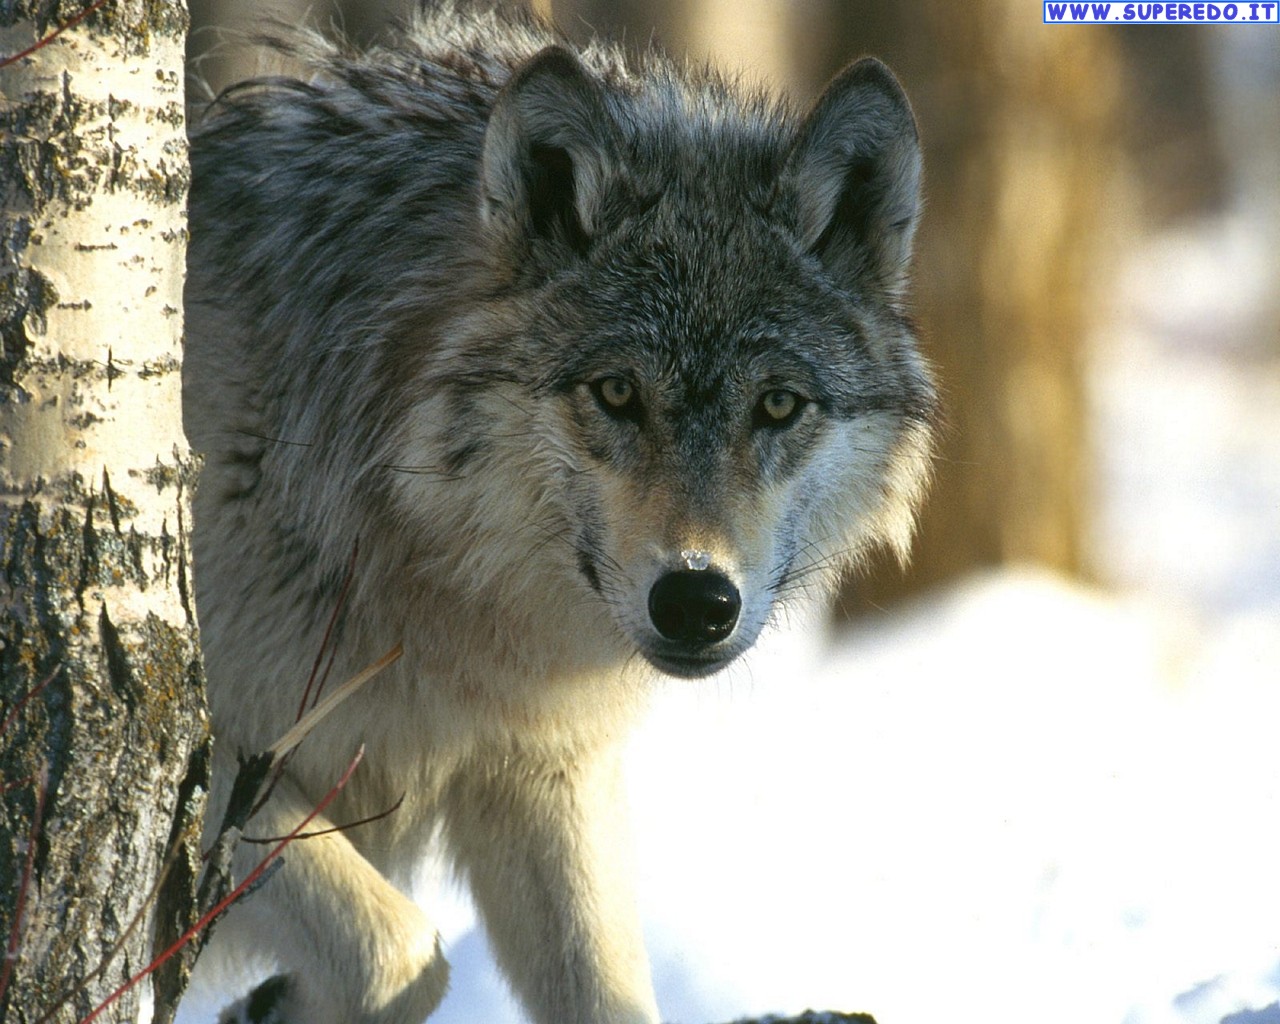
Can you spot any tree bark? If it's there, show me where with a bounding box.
[0,3,207,1022]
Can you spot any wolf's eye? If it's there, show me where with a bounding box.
[754,389,805,428]
[590,377,642,422]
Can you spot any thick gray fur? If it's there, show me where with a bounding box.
[185,4,937,1023]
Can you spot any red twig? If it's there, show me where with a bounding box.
[312,643,340,713]
[0,773,37,797]
[0,0,113,69]
[0,670,58,1002]
[243,791,405,844]
[296,539,359,720]
[78,746,366,1024]
[1,665,60,741]
[260,538,360,816]
[1,768,48,1007]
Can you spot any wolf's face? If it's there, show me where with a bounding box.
[392,50,935,679]
[520,226,932,678]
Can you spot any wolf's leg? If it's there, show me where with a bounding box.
[444,745,659,1024]
[217,777,449,1024]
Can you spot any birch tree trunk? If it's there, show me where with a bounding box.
[0,3,207,1022]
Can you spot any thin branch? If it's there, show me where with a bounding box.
[0,773,37,797]
[200,752,275,866]
[1,665,60,741]
[192,750,276,967]
[1,768,48,1007]
[0,0,113,69]
[269,644,401,761]
[242,792,405,844]
[296,540,359,720]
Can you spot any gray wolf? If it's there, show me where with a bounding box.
[183,4,936,1022]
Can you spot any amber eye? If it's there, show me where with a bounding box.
[755,388,804,428]
[590,377,642,422]
[598,378,633,408]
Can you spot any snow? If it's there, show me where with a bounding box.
[628,570,1279,1024]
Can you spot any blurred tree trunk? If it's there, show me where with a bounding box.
[1114,27,1225,223]
[187,0,407,98]
[0,3,208,1022]
[567,0,793,84]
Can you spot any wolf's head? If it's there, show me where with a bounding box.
[393,47,936,679]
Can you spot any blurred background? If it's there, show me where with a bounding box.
[181,4,1280,1024]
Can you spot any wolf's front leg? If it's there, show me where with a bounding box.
[444,744,659,1024]
[215,775,449,1024]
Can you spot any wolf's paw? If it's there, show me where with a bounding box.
[217,975,293,1024]
[212,950,448,1024]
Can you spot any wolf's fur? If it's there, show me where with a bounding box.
[184,5,936,1023]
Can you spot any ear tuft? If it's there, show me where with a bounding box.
[482,47,623,257]
[783,58,921,298]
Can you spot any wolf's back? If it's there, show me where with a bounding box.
[186,21,491,460]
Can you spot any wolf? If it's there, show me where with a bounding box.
[183,4,936,1023]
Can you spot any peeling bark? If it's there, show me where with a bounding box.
[1,3,207,1022]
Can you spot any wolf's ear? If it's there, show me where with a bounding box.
[782,58,921,298]
[481,46,623,256]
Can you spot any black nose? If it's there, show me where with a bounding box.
[648,570,741,645]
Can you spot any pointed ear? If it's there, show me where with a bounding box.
[481,46,624,256]
[782,58,921,297]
